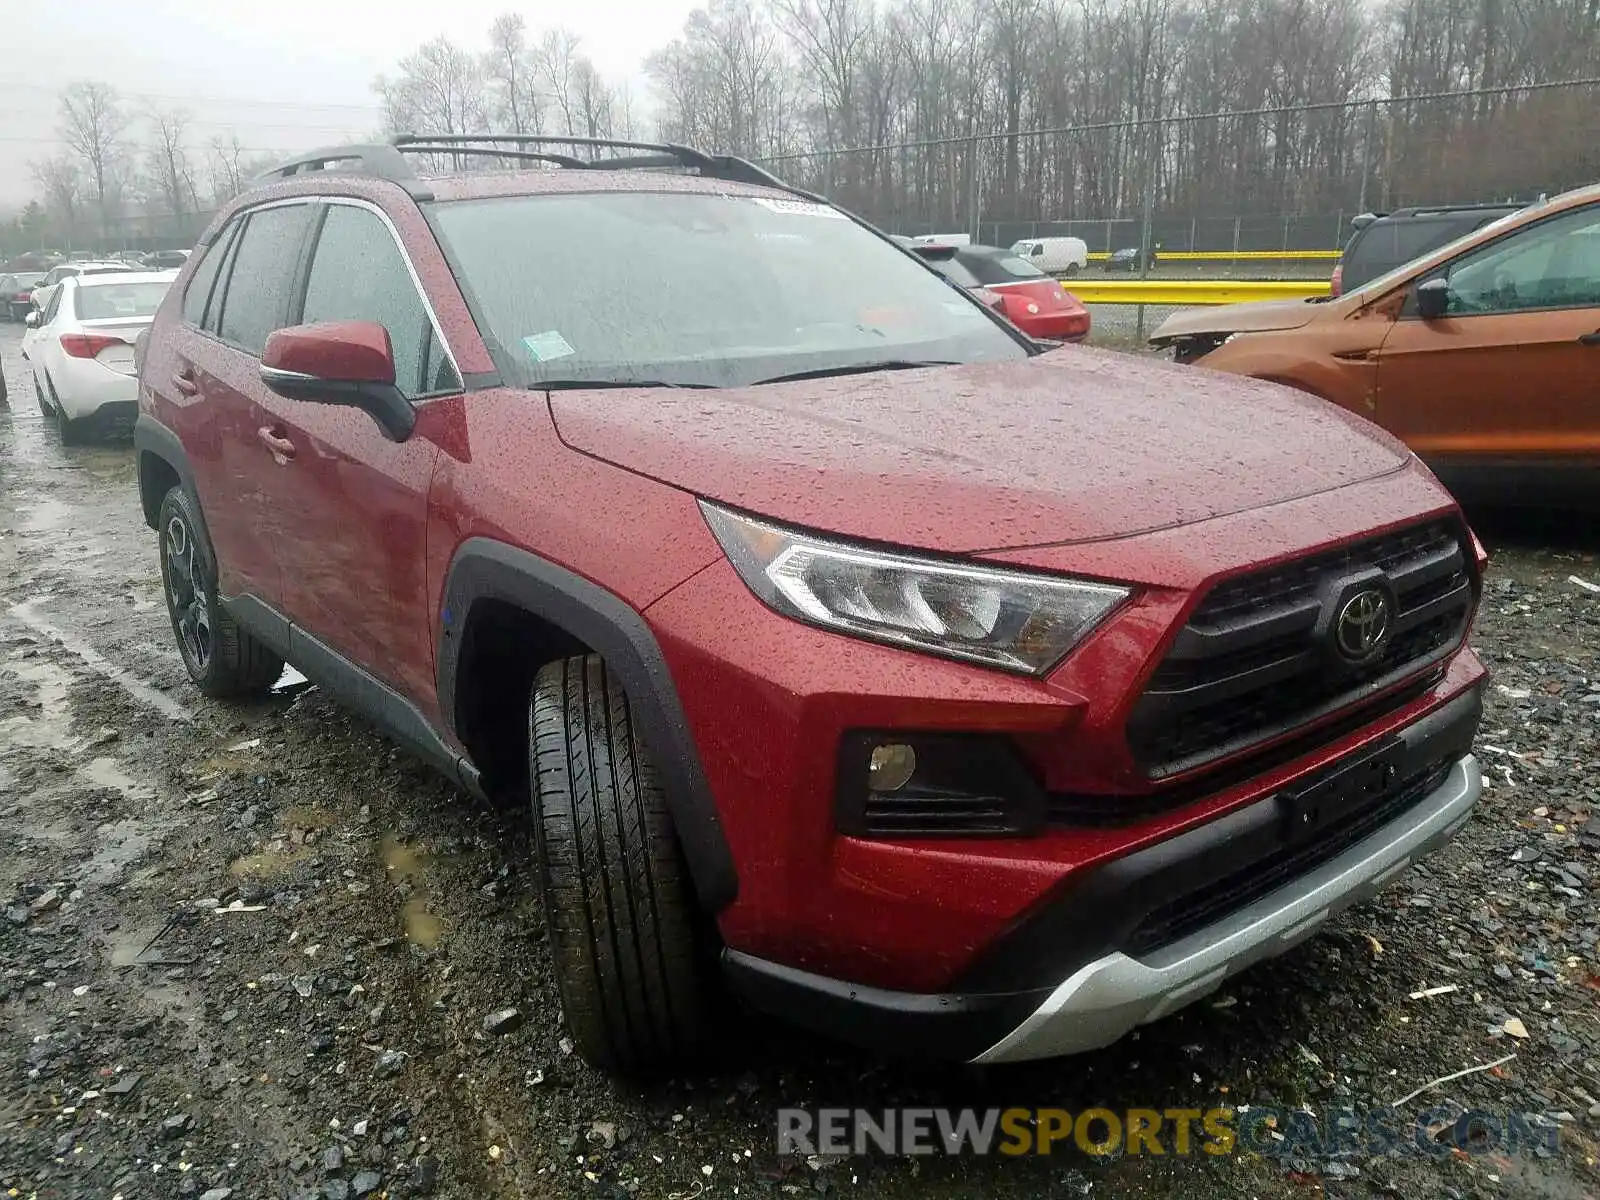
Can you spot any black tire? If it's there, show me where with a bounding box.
[1064,263,1081,278]
[54,398,84,445]
[529,654,708,1074]
[36,372,83,443]
[157,486,284,698]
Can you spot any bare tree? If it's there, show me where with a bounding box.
[146,107,198,216]
[536,28,584,136]
[376,36,489,139]
[31,153,84,243]
[571,59,616,138]
[59,81,129,233]
[205,134,250,207]
[485,13,545,137]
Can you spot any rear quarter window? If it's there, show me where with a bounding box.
[181,222,238,328]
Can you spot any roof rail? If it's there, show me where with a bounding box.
[255,134,807,200]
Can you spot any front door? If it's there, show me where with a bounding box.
[1375,201,1600,468]
[249,200,462,709]
[190,202,320,606]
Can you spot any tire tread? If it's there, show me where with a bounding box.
[530,653,705,1073]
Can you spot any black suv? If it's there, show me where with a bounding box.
[1331,202,1524,295]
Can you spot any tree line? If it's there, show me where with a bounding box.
[12,82,284,252]
[9,0,1597,254]
[645,0,1599,229]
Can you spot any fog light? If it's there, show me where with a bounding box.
[868,743,917,792]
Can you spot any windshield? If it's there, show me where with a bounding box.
[429,191,1025,388]
[74,281,170,320]
[960,252,1049,285]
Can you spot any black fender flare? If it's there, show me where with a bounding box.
[133,413,208,538]
[437,538,738,912]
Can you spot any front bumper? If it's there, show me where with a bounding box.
[976,752,1479,1062]
[723,685,1481,1061]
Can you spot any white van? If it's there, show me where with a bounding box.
[1009,236,1089,275]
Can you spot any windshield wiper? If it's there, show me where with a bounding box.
[536,379,715,390]
[750,360,961,386]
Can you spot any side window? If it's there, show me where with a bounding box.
[216,204,316,356]
[1444,206,1600,316]
[181,221,237,328]
[299,204,460,399]
[1032,244,1044,257]
[41,287,63,324]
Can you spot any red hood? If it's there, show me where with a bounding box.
[548,346,1411,552]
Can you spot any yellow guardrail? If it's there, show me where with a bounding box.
[1084,249,1340,261]
[1067,278,1332,305]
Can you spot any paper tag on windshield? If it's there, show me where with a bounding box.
[752,197,846,219]
[522,330,576,362]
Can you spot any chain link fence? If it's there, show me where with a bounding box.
[760,79,1600,252]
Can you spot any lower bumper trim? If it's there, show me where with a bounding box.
[972,753,1480,1063]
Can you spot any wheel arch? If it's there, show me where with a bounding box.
[134,413,201,534]
[438,538,737,913]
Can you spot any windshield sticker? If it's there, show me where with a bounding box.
[752,197,848,219]
[521,330,576,363]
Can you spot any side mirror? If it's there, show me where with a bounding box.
[259,320,415,442]
[1416,276,1451,321]
[24,311,39,328]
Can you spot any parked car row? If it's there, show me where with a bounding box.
[1153,183,1600,507]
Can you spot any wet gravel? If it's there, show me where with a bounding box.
[1,323,1598,1199]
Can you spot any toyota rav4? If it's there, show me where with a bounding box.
[134,134,1487,1074]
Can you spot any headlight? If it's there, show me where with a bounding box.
[701,503,1130,675]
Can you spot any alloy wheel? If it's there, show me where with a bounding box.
[164,514,212,672]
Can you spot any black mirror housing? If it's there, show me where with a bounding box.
[1416,277,1451,321]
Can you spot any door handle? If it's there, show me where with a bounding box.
[257,426,297,463]
[172,369,198,396]
[1580,330,1600,346]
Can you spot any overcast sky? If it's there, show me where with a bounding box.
[1,0,702,208]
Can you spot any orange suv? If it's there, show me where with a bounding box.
[1152,184,1600,505]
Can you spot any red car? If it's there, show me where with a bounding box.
[2,271,46,322]
[919,244,1090,341]
[134,134,1485,1074]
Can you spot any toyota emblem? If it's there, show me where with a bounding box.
[1334,587,1393,662]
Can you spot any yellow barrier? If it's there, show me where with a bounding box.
[1066,278,1331,305]
[1084,249,1340,261]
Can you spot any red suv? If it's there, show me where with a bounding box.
[134,135,1487,1073]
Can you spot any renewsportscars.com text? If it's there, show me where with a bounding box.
[777,1106,1561,1158]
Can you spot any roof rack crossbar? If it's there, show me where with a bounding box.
[256,134,811,200]
[395,145,591,169]
[253,143,434,198]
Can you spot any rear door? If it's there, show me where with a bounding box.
[252,199,461,705]
[1375,201,1600,466]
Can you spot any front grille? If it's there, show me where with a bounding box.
[1127,521,1474,779]
[1127,757,1454,954]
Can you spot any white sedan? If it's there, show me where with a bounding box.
[22,271,177,443]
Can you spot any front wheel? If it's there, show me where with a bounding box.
[529,654,709,1074]
[157,486,284,698]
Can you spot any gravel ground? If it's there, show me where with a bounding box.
[1,322,1598,1200]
